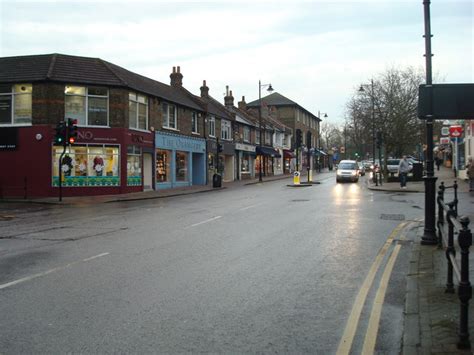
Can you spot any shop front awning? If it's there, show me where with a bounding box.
[256,146,282,158]
[283,150,295,158]
[313,149,327,156]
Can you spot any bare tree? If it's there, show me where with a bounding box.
[346,66,425,160]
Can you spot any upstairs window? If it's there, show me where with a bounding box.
[192,112,199,133]
[221,120,232,140]
[162,102,177,129]
[243,126,250,142]
[129,93,148,130]
[65,85,108,126]
[0,84,32,125]
[208,116,216,137]
[256,130,261,145]
[265,131,272,145]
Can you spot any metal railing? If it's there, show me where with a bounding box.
[437,181,472,349]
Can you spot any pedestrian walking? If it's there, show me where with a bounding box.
[467,156,474,192]
[435,156,442,171]
[398,155,411,189]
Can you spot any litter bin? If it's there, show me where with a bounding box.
[412,162,423,181]
[212,173,222,188]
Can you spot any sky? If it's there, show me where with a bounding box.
[0,0,472,125]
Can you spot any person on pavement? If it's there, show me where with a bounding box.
[467,156,474,192]
[398,155,411,189]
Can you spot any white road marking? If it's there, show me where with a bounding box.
[0,252,110,290]
[83,252,110,261]
[187,216,222,228]
[238,204,260,211]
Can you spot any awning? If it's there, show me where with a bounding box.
[283,150,295,158]
[256,146,282,158]
[313,149,327,156]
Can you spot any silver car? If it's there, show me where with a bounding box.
[336,160,359,183]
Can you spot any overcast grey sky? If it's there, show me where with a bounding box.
[0,0,472,125]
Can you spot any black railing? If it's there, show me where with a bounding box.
[437,181,472,349]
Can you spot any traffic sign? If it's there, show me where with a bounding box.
[449,125,463,137]
[441,127,449,136]
[440,137,450,145]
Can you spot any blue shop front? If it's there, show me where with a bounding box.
[155,131,206,189]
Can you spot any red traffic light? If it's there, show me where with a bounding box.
[69,137,75,144]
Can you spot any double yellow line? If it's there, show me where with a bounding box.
[336,221,411,355]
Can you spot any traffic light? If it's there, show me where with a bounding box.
[67,118,78,144]
[295,129,302,148]
[217,143,223,153]
[306,131,312,148]
[54,121,66,146]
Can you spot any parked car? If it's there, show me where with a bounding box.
[336,160,360,183]
[386,158,413,176]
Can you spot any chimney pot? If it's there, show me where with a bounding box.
[173,66,176,73]
[177,66,180,73]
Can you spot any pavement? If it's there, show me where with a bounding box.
[2,166,474,353]
[369,166,473,354]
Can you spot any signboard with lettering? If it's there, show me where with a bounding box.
[0,127,18,150]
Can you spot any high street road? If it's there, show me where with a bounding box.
[0,174,427,353]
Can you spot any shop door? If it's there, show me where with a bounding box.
[143,153,152,190]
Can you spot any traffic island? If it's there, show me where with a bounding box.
[286,184,312,188]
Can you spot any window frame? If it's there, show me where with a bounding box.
[162,102,177,130]
[243,126,250,143]
[129,92,148,131]
[65,85,109,127]
[208,116,216,137]
[220,119,232,141]
[191,111,199,134]
[0,83,33,126]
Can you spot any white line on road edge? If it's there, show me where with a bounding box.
[187,216,222,228]
[0,252,110,291]
[83,252,110,262]
[237,204,260,211]
[336,222,407,355]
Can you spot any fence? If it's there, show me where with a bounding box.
[437,181,472,349]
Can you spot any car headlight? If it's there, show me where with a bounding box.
[351,171,357,176]
[370,165,374,170]
[337,170,342,176]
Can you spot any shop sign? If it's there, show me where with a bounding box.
[235,143,256,153]
[0,127,18,150]
[441,127,449,136]
[440,137,450,145]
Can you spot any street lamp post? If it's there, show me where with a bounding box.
[359,79,376,183]
[318,111,328,172]
[258,80,274,182]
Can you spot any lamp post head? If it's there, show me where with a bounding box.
[358,85,365,92]
[267,84,274,93]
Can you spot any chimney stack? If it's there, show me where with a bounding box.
[238,96,247,110]
[200,80,209,98]
[170,66,183,87]
[224,87,234,107]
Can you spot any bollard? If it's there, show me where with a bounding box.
[446,204,456,294]
[453,181,458,216]
[457,216,472,349]
[437,182,445,249]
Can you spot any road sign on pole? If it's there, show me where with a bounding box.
[449,125,463,137]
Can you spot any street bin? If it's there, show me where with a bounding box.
[412,162,423,181]
[212,173,222,188]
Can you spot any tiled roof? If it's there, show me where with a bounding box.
[247,92,321,121]
[0,53,202,111]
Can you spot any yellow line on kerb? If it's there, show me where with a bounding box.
[336,222,407,355]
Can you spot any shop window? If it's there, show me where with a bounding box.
[156,149,171,183]
[192,111,199,133]
[243,126,250,142]
[175,151,188,182]
[221,120,232,141]
[52,144,119,187]
[129,92,148,130]
[0,84,32,125]
[162,102,177,129]
[65,85,108,126]
[127,145,142,186]
[241,155,250,174]
[208,116,215,137]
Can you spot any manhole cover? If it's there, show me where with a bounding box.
[291,199,310,202]
[380,213,405,220]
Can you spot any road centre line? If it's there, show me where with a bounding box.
[237,204,260,211]
[187,216,222,228]
[361,240,404,354]
[336,222,407,355]
[0,252,110,291]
